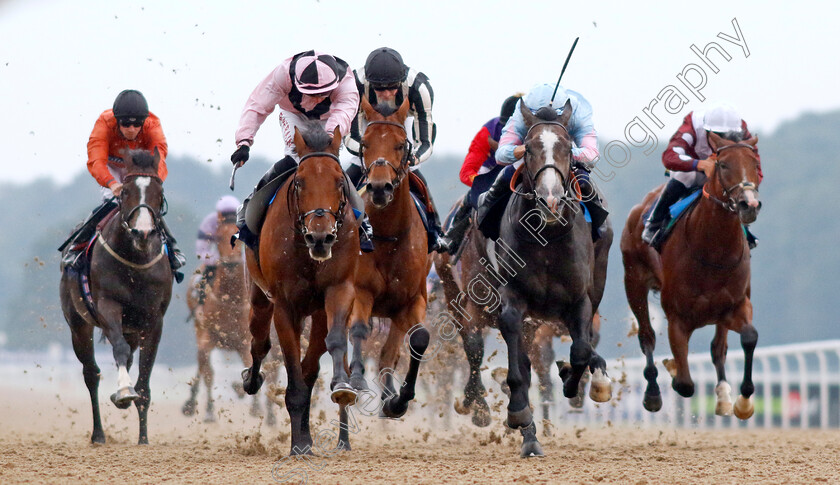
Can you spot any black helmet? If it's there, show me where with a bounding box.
[113,90,149,121]
[364,47,407,87]
[499,94,522,126]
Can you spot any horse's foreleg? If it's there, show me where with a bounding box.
[529,325,555,423]
[625,271,661,411]
[457,324,491,427]
[134,322,162,445]
[69,320,105,444]
[348,292,374,392]
[726,299,757,420]
[274,305,313,455]
[668,316,696,398]
[711,325,733,416]
[243,283,273,395]
[497,291,531,428]
[97,299,139,409]
[382,298,430,419]
[324,282,356,406]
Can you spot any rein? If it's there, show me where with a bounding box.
[360,120,411,190]
[292,151,348,239]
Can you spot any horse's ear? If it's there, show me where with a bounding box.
[293,126,307,154]
[330,126,342,152]
[361,96,378,121]
[152,146,161,165]
[707,131,724,151]
[119,148,130,165]
[396,97,410,122]
[558,99,573,126]
[520,100,537,128]
[745,134,758,147]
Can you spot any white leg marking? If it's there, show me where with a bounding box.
[715,381,733,416]
[118,365,132,389]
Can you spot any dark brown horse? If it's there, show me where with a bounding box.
[59,149,173,444]
[346,97,432,428]
[621,132,761,419]
[240,122,360,455]
[182,213,277,425]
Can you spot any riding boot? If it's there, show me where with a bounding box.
[159,217,186,283]
[59,198,118,269]
[476,168,513,239]
[411,169,447,253]
[197,264,217,305]
[440,199,472,255]
[574,167,609,241]
[346,163,365,190]
[342,171,375,253]
[234,155,298,249]
[642,178,690,245]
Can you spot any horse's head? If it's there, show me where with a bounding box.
[519,99,575,221]
[707,131,762,224]
[216,210,242,263]
[359,96,411,208]
[118,148,165,250]
[292,122,346,261]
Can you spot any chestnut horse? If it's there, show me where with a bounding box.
[182,212,276,425]
[621,131,761,419]
[241,122,360,455]
[59,149,173,444]
[347,98,432,431]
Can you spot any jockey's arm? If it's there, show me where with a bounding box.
[495,114,524,165]
[87,113,118,188]
[408,73,434,165]
[460,126,491,186]
[234,65,286,147]
[662,114,701,173]
[324,69,360,137]
[144,115,169,181]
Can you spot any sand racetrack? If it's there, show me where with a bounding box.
[2,368,839,485]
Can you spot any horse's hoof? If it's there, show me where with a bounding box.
[381,397,409,419]
[734,395,754,420]
[520,440,545,458]
[90,431,106,445]
[454,397,471,416]
[181,400,198,416]
[110,386,139,409]
[138,436,149,445]
[472,406,491,428]
[241,368,265,395]
[349,374,369,392]
[715,400,733,416]
[330,383,358,407]
[203,412,216,423]
[568,394,585,409]
[505,406,532,429]
[589,369,612,403]
[336,439,351,452]
[643,393,663,413]
[672,379,695,398]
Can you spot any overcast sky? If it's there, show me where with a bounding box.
[1,0,837,184]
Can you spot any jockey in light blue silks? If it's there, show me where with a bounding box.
[475,83,609,240]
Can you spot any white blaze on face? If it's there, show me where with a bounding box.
[538,130,560,194]
[134,176,155,233]
[118,365,132,389]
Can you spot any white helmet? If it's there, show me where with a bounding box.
[703,102,742,133]
[215,195,240,214]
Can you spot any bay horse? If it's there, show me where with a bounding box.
[182,212,276,425]
[59,148,173,444]
[621,131,761,419]
[487,100,612,457]
[346,97,431,432]
[240,122,360,455]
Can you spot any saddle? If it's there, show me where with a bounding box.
[646,189,702,252]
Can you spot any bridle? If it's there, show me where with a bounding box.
[360,120,411,190]
[119,172,167,233]
[702,143,760,213]
[291,152,347,239]
[512,121,577,205]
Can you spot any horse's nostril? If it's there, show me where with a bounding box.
[738,200,750,212]
[324,233,336,245]
[383,183,394,194]
[303,233,315,245]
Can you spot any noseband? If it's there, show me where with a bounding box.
[702,143,760,213]
[119,172,166,232]
[360,120,411,190]
[293,152,347,239]
[513,121,575,203]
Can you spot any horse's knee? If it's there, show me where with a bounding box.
[499,306,523,333]
[349,320,370,341]
[741,325,758,351]
[408,326,430,356]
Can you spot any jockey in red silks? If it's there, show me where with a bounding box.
[229,50,373,251]
[438,94,522,254]
[60,89,186,278]
[642,102,763,248]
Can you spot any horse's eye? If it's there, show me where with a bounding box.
[718,162,729,170]
[395,144,404,151]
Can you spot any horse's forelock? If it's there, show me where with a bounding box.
[373,102,398,118]
[717,130,745,143]
[126,149,157,170]
[299,120,332,151]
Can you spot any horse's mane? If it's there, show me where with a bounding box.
[299,120,332,151]
[716,130,745,142]
[373,102,398,118]
[126,149,156,169]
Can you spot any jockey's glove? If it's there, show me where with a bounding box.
[231,145,250,166]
